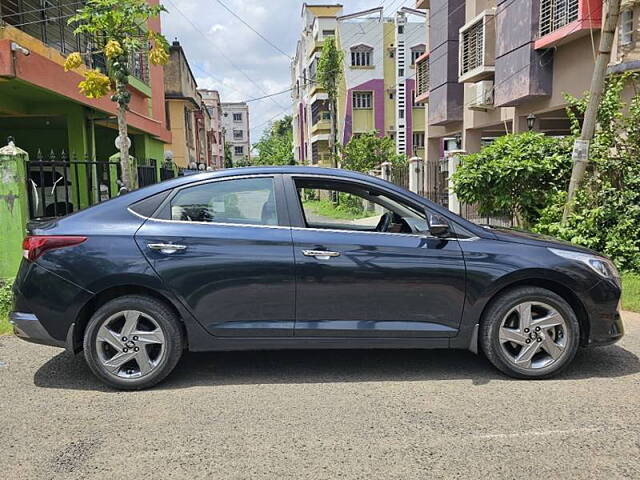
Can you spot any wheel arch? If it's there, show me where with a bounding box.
[70,285,186,353]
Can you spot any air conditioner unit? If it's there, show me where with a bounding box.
[469,80,494,111]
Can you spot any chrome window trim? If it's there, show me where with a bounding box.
[290,225,478,241]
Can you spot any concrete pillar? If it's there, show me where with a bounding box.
[462,128,482,155]
[446,149,465,215]
[409,156,424,194]
[380,161,392,182]
[0,140,29,280]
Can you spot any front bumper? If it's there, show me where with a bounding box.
[9,312,73,350]
[584,280,624,347]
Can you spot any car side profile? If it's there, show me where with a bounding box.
[10,167,624,389]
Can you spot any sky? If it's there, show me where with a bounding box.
[160,0,418,148]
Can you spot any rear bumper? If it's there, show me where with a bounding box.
[9,311,74,349]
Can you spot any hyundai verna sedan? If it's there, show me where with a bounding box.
[10,167,623,389]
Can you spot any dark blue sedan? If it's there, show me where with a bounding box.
[10,167,624,389]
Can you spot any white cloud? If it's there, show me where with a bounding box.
[161,0,416,143]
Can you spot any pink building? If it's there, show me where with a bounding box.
[199,89,225,169]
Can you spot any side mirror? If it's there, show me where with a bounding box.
[428,213,450,237]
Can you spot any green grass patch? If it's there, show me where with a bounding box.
[303,199,371,221]
[622,273,640,313]
[0,279,13,335]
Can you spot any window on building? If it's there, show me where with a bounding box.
[168,177,278,225]
[620,9,634,45]
[233,112,243,122]
[398,25,404,34]
[184,106,194,147]
[539,0,579,37]
[353,91,373,109]
[460,20,484,75]
[322,29,335,37]
[399,109,404,119]
[411,45,426,65]
[413,132,425,148]
[398,68,404,77]
[234,146,244,155]
[412,90,424,108]
[233,129,244,140]
[350,45,373,67]
[389,92,395,100]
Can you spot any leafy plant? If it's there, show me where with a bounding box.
[535,73,640,272]
[452,132,573,228]
[317,37,344,165]
[252,116,295,166]
[65,0,170,190]
[0,279,13,335]
[340,131,402,174]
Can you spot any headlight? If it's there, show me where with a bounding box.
[548,248,620,280]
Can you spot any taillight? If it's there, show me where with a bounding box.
[22,236,87,262]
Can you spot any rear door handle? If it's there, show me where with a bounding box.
[148,243,187,254]
[302,249,340,260]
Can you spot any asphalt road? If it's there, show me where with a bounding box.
[1,313,640,479]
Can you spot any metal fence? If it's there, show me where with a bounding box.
[25,150,176,220]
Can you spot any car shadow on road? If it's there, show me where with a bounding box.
[33,342,640,392]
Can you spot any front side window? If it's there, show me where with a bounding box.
[295,179,428,234]
[169,177,278,225]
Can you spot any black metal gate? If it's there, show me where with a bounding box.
[25,150,120,219]
[137,158,158,188]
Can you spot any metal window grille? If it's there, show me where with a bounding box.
[460,20,484,76]
[416,56,429,97]
[539,0,579,37]
[353,91,372,109]
[233,129,243,140]
[350,46,372,67]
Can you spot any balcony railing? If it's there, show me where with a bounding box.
[1,0,149,85]
[539,0,579,37]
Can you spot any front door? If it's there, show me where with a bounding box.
[136,175,295,337]
[287,176,466,337]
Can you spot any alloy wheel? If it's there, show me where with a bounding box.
[95,310,166,379]
[498,301,569,370]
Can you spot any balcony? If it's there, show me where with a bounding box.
[458,9,496,83]
[415,52,430,103]
[534,0,602,49]
[311,111,331,134]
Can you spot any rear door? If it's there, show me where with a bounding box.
[136,175,295,337]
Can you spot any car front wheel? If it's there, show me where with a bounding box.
[480,286,580,379]
[83,295,184,390]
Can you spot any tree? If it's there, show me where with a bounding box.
[452,132,573,228]
[223,143,233,169]
[340,132,397,173]
[252,115,295,166]
[65,0,170,191]
[316,37,343,167]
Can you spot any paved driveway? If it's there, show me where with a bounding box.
[1,313,639,479]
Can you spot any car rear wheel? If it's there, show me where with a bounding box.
[480,286,580,379]
[83,295,184,390]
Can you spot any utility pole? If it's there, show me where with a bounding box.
[562,0,621,224]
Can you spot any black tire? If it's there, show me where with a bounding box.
[479,286,580,379]
[83,295,184,390]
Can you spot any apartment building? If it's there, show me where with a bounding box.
[221,102,251,163]
[200,89,225,169]
[291,3,426,166]
[414,0,640,210]
[0,0,170,162]
[164,40,214,169]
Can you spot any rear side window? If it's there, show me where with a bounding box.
[168,177,278,226]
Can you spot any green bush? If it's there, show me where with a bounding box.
[534,73,640,272]
[0,279,13,335]
[452,132,573,228]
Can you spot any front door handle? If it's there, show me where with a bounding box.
[148,243,187,254]
[302,249,340,260]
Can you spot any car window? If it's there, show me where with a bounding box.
[295,180,428,234]
[169,177,278,225]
